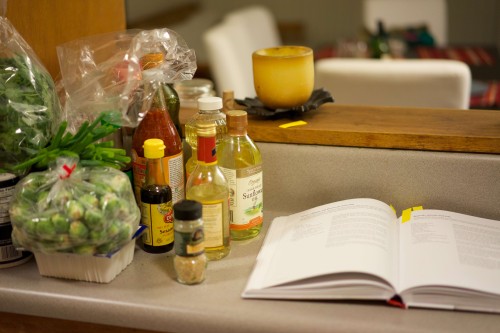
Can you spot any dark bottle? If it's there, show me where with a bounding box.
[140,138,174,253]
[371,20,390,59]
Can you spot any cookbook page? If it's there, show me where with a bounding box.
[243,198,399,294]
[399,210,500,296]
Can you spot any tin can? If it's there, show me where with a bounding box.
[0,173,32,268]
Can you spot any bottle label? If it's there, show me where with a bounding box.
[174,227,205,256]
[220,165,263,230]
[201,201,224,248]
[141,201,174,247]
[132,150,185,204]
[197,136,217,163]
[0,173,19,225]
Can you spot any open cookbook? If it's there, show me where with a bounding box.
[242,198,500,313]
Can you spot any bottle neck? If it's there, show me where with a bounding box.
[228,127,247,136]
[145,157,167,186]
[147,80,168,112]
[197,135,217,165]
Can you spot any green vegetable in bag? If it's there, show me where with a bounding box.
[0,16,62,175]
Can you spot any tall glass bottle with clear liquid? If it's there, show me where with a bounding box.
[186,122,230,260]
[184,97,227,180]
[218,110,263,240]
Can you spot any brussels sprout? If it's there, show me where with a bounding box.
[102,197,130,221]
[67,200,84,220]
[9,204,31,226]
[22,218,38,237]
[94,182,113,196]
[84,208,104,230]
[51,213,69,234]
[36,191,51,211]
[17,185,39,204]
[108,174,131,195]
[36,217,57,240]
[96,241,116,254]
[73,244,95,255]
[100,193,120,211]
[106,221,121,238]
[89,229,107,243]
[68,221,89,242]
[115,223,132,244]
[79,193,99,209]
[52,188,72,207]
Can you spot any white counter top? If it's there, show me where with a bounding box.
[2,209,500,333]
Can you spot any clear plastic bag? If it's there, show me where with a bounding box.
[0,3,62,175]
[130,28,197,83]
[56,28,197,132]
[9,158,141,255]
[56,30,143,132]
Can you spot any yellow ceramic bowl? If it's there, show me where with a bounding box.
[252,46,314,109]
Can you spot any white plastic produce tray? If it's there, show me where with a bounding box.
[33,240,135,283]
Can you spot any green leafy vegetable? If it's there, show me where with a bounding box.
[11,111,131,172]
[0,54,61,174]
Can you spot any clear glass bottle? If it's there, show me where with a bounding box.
[174,79,216,109]
[218,110,263,240]
[140,138,174,253]
[131,68,184,205]
[186,122,230,260]
[184,97,227,180]
[173,199,207,285]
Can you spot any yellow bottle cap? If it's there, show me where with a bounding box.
[143,138,166,159]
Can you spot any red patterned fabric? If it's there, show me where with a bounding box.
[416,46,495,66]
[470,81,500,109]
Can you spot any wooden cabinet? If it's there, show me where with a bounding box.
[4,0,126,78]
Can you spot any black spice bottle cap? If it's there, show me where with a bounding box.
[174,200,202,220]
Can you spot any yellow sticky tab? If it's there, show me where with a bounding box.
[413,206,423,211]
[389,204,396,214]
[279,120,307,129]
[402,208,412,223]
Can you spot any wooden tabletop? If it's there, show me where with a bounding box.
[180,103,500,154]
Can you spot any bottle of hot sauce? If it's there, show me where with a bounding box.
[131,54,184,206]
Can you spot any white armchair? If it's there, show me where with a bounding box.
[203,5,281,99]
[315,58,472,109]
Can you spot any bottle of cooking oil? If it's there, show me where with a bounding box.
[218,110,263,240]
[186,122,230,260]
[184,97,227,180]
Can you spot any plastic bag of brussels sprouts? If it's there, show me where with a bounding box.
[9,157,141,255]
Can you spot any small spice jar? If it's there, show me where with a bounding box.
[173,200,207,284]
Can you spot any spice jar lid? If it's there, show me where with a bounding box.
[198,96,222,110]
[174,200,202,220]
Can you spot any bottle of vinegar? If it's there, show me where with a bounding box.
[186,122,230,260]
[184,97,227,180]
[141,138,174,253]
[218,110,263,240]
